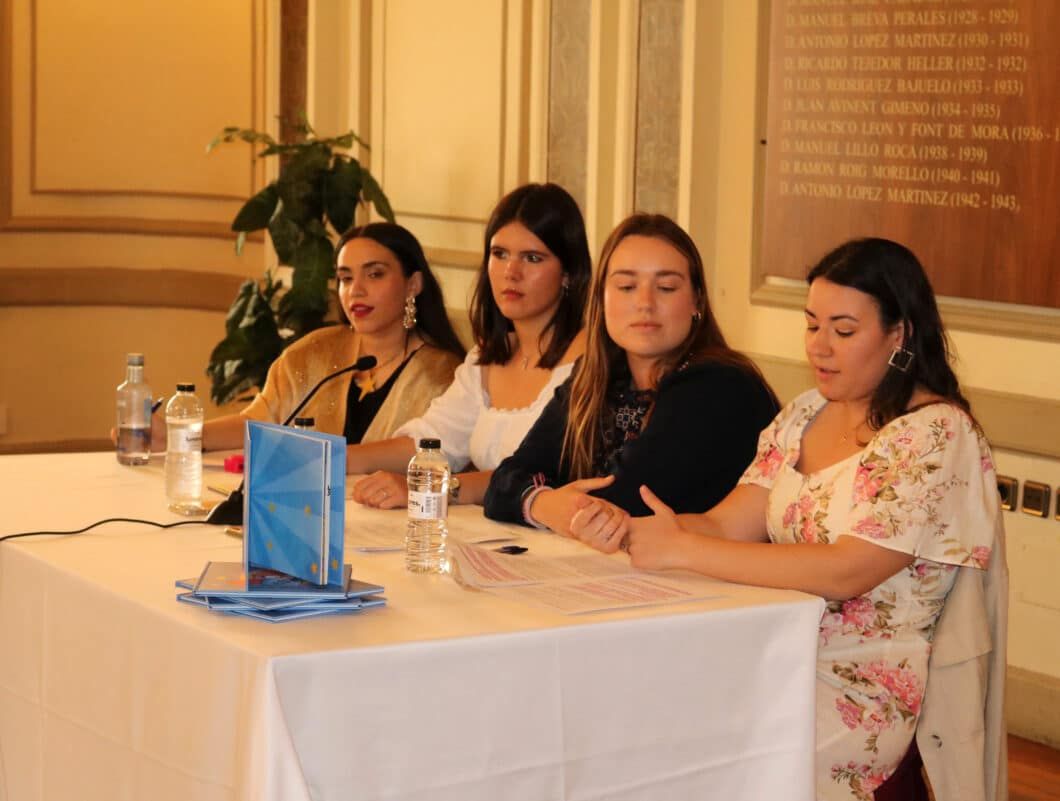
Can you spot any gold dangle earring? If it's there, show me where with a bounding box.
[403,295,417,329]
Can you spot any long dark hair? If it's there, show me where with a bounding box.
[807,237,972,430]
[335,222,466,360]
[562,213,777,479]
[469,183,591,368]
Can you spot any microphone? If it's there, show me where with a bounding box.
[204,354,378,525]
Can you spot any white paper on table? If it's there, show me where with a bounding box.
[489,572,725,614]
[448,541,725,614]
[449,540,634,587]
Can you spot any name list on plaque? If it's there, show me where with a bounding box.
[761,0,1059,308]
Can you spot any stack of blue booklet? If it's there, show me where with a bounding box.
[177,421,385,622]
[175,562,385,623]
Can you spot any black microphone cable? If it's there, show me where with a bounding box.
[0,518,210,544]
[204,353,378,525]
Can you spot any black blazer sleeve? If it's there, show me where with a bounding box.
[592,364,779,516]
[483,378,573,524]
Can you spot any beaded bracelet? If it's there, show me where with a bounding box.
[520,473,551,529]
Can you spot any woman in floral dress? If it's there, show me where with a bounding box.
[571,238,1001,801]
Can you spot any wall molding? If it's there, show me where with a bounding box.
[751,351,1060,460]
[0,267,246,312]
[424,247,480,271]
[1008,666,1060,749]
[752,280,1060,344]
[0,215,248,239]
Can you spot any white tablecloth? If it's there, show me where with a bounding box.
[0,453,824,801]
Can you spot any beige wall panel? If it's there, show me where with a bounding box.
[33,1,253,197]
[0,307,230,450]
[379,0,504,222]
[5,0,268,229]
[399,215,484,257]
[547,0,590,210]
[634,0,681,217]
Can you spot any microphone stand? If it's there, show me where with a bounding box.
[204,354,378,525]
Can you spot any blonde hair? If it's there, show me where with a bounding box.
[561,214,775,479]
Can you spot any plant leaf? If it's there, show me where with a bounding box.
[330,130,370,150]
[207,278,286,404]
[361,169,395,222]
[206,126,276,154]
[268,211,302,265]
[231,184,278,232]
[279,235,334,335]
[275,145,330,224]
[325,158,362,234]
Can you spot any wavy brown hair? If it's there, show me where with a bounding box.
[561,214,776,479]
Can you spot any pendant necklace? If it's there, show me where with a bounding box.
[354,345,406,401]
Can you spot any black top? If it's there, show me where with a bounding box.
[343,356,412,444]
[483,359,780,523]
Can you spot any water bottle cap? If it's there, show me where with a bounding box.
[126,353,145,366]
[418,438,441,450]
[293,416,315,428]
[176,382,195,392]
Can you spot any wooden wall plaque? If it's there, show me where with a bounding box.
[760,0,1059,309]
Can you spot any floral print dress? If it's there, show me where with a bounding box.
[739,389,998,801]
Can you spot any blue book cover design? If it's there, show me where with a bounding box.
[243,421,346,586]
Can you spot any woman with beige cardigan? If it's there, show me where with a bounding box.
[150,223,465,451]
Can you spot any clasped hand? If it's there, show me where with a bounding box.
[532,476,629,553]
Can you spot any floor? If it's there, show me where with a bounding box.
[1010,734,1060,801]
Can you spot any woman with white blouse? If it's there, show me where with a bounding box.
[346,183,591,507]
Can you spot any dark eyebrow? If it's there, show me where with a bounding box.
[804,309,859,323]
[338,260,389,272]
[609,269,686,279]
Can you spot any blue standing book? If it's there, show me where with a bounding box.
[243,421,346,586]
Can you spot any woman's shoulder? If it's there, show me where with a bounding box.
[558,329,587,364]
[664,359,778,403]
[286,324,350,350]
[274,325,352,369]
[409,341,462,369]
[875,399,983,450]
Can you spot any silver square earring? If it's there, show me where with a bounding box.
[888,346,915,372]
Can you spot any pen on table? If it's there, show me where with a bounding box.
[494,545,528,555]
[151,397,166,414]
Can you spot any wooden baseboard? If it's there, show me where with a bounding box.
[1007,666,1060,749]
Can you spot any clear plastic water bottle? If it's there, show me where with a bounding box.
[165,383,204,515]
[115,353,152,465]
[406,437,449,573]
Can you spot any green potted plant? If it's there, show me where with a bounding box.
[204,119,395,405]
